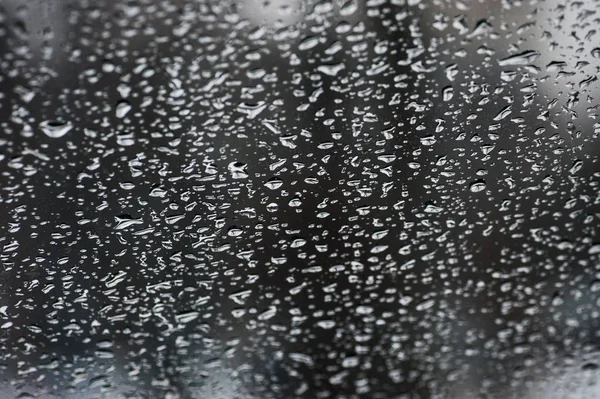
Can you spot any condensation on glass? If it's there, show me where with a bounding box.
[0,0,599,398]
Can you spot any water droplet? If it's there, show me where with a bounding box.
[39,120,73,138]
[116,100,132,118]
[498,50,540,66]
[469,180,486,193]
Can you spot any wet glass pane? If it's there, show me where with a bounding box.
[0,0,599,398]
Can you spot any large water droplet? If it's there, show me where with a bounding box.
[39,120,73,138]
[469,180,487,193]
[116,100,132,118]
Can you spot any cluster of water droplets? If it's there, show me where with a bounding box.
[0,0,599,398]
